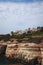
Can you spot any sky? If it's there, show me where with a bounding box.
[0,0,43,34]
[0,0,43,2]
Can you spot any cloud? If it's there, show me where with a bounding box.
[0,2,43,34]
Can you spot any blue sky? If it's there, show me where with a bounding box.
[0,0,43,2]
[0,0,43,34]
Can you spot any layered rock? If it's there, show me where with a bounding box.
[40,48,43,65]
[6,44,18,58]
[5,43,43,65]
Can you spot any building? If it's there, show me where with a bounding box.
[32,28,37,32]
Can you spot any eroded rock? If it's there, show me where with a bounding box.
[5,43,42,64]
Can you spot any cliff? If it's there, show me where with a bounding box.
[0,42,43,65]
[5,43,43,65]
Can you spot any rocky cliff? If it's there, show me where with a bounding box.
[5,43,43,65]
[0,42,43,65]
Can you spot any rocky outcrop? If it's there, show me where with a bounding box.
[40,48,43,65]
[0,42,43,65]
[5,44,18,58]
[5,43,43,65]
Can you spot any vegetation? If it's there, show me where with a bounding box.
[0,27,43,43]
[32,31,43,36]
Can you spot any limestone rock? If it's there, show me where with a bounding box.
[5,43,42,61]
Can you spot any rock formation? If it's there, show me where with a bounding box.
[5,43,43,65]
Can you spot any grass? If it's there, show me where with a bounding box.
[32,32,43,36]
